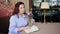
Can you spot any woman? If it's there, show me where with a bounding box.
[8,2,33,34]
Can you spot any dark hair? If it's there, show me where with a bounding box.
[12,2,25,15]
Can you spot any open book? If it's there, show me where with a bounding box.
[24,25,39,33]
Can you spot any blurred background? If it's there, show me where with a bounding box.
[0,0,60,34]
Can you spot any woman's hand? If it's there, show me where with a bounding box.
[17,27,25,32]
[17,26,31,32]
[24,26,31,30]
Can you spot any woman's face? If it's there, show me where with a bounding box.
[19,4,25,14]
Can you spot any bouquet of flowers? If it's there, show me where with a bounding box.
[27,12,33,19]
[27,12,35,26]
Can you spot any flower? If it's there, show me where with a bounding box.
[27,12,33,19]
[27,12,35,25]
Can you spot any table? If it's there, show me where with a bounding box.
[21,23,60,34]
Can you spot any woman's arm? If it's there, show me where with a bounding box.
[9,16,30,33]
[9,16,25,33]
[9,16,18,33]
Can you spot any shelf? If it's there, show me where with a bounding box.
[29,8,58,11]
[29,0,60,22]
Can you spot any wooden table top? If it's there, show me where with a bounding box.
[21,23,60,34]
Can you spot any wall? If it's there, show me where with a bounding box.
[10,0,29,12]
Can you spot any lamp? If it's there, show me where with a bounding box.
[41,2,49,24]
[41,2,49,9]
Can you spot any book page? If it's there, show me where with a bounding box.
[24,25,39,33]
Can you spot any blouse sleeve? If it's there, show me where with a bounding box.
[9,16,18,33]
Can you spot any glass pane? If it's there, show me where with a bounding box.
[33,0,42,2]
[50,0,57,6]
[5,0,10,3]
[34,2,40,8]
[44,0,50,2]
[57,0,60,6]
[33,0,42,8]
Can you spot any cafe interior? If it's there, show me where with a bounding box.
[0,0,60,34]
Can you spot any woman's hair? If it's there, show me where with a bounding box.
[12,2,25,15]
